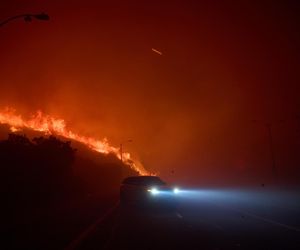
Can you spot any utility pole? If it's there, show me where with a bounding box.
[119,139,132,163]
[120,143,123,163]
[266,123,277,177]
[252,120,278,178]
[119,140,132,180]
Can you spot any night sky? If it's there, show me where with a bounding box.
[1,1,299,185]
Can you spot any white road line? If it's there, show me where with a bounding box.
[64,201,119,250]
[103,210,121,250]
[210,201,300,233]
[236,209,300,232]
[176,212,183,219]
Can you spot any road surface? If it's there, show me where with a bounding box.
[76,189,300,250]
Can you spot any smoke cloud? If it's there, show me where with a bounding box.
[1,1,299,185]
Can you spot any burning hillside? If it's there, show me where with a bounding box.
[0,107,149,175]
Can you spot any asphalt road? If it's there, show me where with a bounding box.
[76,189,300,250]
[1,195,118,250]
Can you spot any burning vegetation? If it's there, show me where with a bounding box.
[0,107,149,175]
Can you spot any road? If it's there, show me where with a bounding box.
[75,188,300,250]
[1,194,118,250]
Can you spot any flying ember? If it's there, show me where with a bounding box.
[151,48,163,55]
[0,107,149,175]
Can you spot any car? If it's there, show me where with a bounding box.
[120,176,179,211]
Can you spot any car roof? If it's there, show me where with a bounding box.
[122,176,166,186]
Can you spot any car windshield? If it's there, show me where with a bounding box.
[122,176,166,186]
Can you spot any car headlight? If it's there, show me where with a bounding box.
[147,187,159,195]
[173,187,179,194]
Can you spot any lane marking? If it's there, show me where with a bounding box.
[210,201,300,233]
[64,201,119,250]
[103,210,121,250]
[235,209,300,232]
[176,212,183,219]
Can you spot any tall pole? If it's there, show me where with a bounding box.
[119,140,132,180]
[120,143,123,162]
[266,123,276,177]
[119,139,132,163]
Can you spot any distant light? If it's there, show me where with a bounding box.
[152,48,163,55]
[148,187,159,195]
[173,187,179,194]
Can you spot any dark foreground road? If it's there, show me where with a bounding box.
[76,189,300,250]
[1,195,118,250]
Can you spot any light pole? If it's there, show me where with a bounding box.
[119,139,132,180]
[251,120,278,178]
[0,13,50,27]
[120,139,132,163]
[266,123,276,177]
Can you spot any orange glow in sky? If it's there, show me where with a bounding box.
[0,1,299,185]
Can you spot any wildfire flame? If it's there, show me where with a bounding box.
[0,107,149,175]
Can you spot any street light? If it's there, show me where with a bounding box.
[120,139,132,163]
[0,13,50,27]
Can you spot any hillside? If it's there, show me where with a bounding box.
[0,124,137,249]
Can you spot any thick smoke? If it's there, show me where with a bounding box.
[1,1,299,185]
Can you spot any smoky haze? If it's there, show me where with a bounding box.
[1,0,299,186]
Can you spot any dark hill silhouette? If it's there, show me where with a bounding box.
[0,132,136,202]
[0,125,138,249]
[0,125,137,195]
